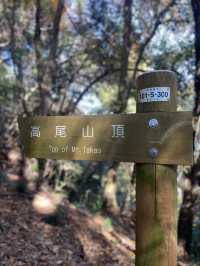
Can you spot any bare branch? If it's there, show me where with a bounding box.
[62,70,110,114]
[133,0,177,80]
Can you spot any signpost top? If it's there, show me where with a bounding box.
[136,70,177,113]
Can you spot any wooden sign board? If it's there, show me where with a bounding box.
[18,112,193,165]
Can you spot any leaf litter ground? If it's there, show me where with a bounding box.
[0,187,135,266]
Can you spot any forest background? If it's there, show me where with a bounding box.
[0,0,200,265]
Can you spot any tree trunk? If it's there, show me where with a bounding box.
[192,0,200,116]
[177,0,200,258]
[102,0,133,215]
[102,163,120,215]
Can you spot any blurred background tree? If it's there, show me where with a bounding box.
[0,0,200,264]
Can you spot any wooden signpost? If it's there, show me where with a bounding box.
[18,70,193,266]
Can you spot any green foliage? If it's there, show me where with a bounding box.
[189,260,200,266]
[31,162,39,173]
[0,0,199,263]
[96,83,118,111]
[88,193,104,213]
[0,65,15,103]
[102,217,113,231]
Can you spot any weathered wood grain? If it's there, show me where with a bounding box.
[136,70,178,266]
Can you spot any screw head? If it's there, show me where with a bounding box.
[148,147,159,158]
[148,118,159,128]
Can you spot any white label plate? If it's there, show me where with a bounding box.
[138,87,170,103]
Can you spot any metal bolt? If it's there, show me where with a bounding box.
[148,147,159,158]
[148,118,159,128]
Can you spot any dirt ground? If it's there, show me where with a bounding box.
[0,187,135,266]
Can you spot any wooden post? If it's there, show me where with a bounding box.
[136,71,177,266]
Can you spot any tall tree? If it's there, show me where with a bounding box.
[102,0,133,215]
[178,0,200,259]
